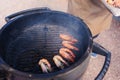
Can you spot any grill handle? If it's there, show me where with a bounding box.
[93,42,111,80]
[5,7,51,22]
[0,57,5,69]
[0,57,8,80]
[0,57,9,70]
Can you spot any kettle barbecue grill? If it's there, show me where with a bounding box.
[0,8,111,80]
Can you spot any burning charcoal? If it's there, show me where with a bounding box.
[38,59,52,73]
[53,55,69,69]
[59,34,78,42]
[59,48,75,62]
[62,41,79,51]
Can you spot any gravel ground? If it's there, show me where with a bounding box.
[0,1,120,80]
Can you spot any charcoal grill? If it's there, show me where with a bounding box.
[0,8,111,80]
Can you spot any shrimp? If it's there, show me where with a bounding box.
[53,55,69,69]
[60,48,75,58]
[38,59,52,73]
[59,34,78,42]
[62,41,79,51]
[59,48,75,62]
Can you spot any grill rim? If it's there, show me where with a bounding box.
[0,11,93,78]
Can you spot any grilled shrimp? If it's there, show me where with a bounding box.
[62,41,79,51]
[59,34,78,42]
[53,55,69,69]
[59,48,75,62]
[38,59,52,73]
[60,48,75,58]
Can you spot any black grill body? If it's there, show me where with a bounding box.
[0,8,111,80]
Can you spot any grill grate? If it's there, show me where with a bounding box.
[4,24,81,74]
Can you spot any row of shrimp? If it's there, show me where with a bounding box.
[38,34,79,73]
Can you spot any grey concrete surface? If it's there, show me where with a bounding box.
[0,0,68,28]
[0,0,120,80]
[82,19,120,80]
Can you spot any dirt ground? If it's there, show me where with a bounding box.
[0,0,120,80]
